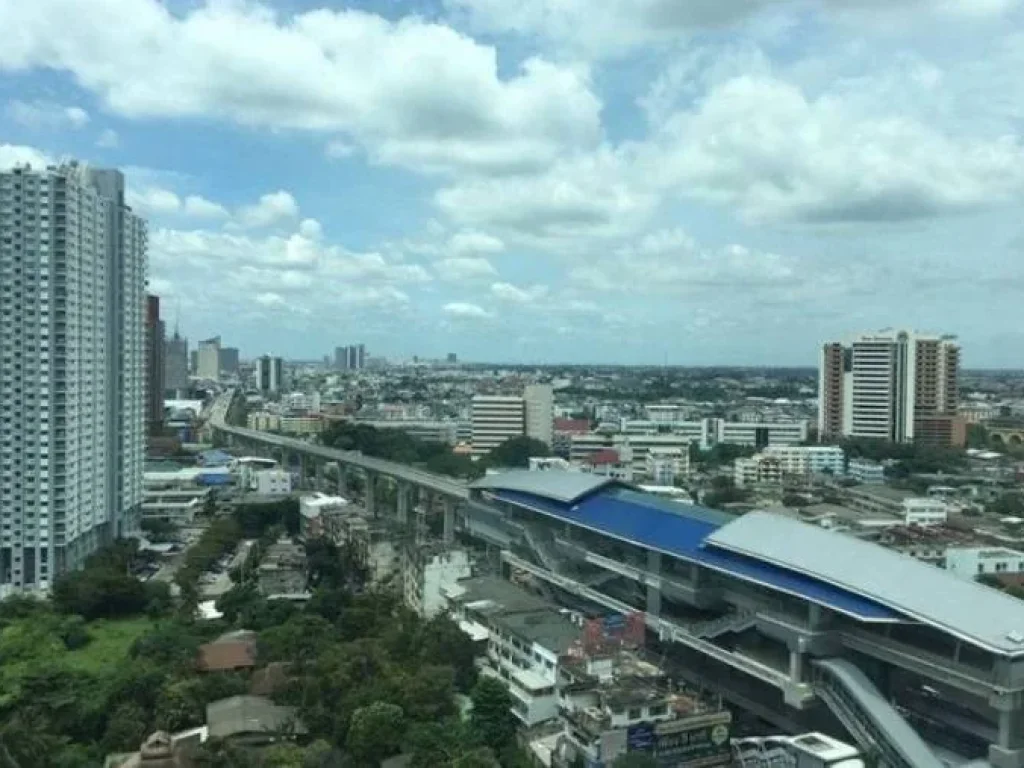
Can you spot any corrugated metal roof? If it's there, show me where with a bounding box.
[471,470,617,503]
[708,511,1024,656]
[490,487,900,621]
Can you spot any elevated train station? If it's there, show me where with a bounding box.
[468,471,1024,768]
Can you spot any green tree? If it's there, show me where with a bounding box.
[486,437,550,468]
[467,677,517,756]
[346,702,405,766]
[416,615,479,693]
[101,701,149,753]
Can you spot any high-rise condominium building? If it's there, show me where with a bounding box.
[471,395,525,456]
[0,162,146,593]
[256,355,284,393]
[219,346,239,377]
[524,383,554,447]
[196,335,220,381]
[164,327,188,393]
[145,295,165,431]
[818,329,960,444]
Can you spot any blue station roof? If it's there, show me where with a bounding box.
[473,473,902,622]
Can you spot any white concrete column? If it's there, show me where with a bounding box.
[443,497,456,543]
[397,482,410,525]
[365,471,377,517]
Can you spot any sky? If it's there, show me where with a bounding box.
[1,0,1023,367]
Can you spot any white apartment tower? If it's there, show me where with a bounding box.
[524,383,554,447]
[818,330,960,444]
[0,162,146,593]
[471,395,525,456]
[196,335,220,381]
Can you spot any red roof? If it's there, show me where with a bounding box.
[587,449,621,466]
[554,418,590,434]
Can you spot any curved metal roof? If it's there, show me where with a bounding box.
[707,511,1024,656]
[488,485,901,622]
[470,470,619,504]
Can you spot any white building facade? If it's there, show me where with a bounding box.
[1,163,146,594]
[472,395,525,457]
[946,547,1024,580]
[524,383,554,447]
[254,469,293,495]
[902,497,948,527]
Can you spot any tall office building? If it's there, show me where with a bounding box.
[145,295,165,431]
[471,395,525,457]
[196,336,220,380]
[335,343,366,371]
[524,383,554,447]
[334,346,346,370]
[818,330,960,444]
[0,162,146,593]
[219,347,239,377]
[255,355,284,393]
[164,327,188,393]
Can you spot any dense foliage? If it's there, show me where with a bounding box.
[1,492,528,768]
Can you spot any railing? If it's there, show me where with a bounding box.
[688,609,757,639]
[520,523,564,574]
[501,552,789,689]
[812,658,944,768]
[840,627,1001,697]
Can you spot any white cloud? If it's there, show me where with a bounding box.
[448,231,505,256]
[236,191,300,229]
[649,74,1024,222]
[299,218,323,239]
[435,257,498,282]
[96,128,120,148]
[443,301,492,319]
[436,147,657,248]
[0,0,602,176]
[445,0,1019,56]
[255,292,286,307]
[6,99,89,129]
[325,140,356,159]
[490,281,548,303]
[183,195,228,219]
[0,143,53,169]
[128,186,182,215]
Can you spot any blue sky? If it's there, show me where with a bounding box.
[2,0,1023,366]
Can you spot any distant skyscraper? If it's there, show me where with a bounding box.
[256,355,284,393]
[524,384,554,447]
[818,330,960,444]
[334,346,346,370]
[219,347,239,376]
[447,353,458,364]
[197,336,221,380]
[145,295,165,431]
[357,343,366,369]
[189,349,198,375]
[0,161,146,592]
[472,395,525,457]
[165,328,189,393]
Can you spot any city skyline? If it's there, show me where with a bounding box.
[2,0,1023,366]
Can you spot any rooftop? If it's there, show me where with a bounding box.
[206,695,306,740]
[708,512,1024,656]
[471,469,617,504]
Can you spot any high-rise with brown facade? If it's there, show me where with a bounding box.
[818,330,961,446]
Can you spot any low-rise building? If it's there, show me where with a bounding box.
[253,469,292,496]
[901,497,948,527]
[734,455,782,488]
[556,652,733,768]
[447,577,581,728]
[257,538,307,598]
[402,544,473,618]
[946,547,1024,580]
[645,447,687,486]
[299,493,350,541]
[197,630,257,673]
[847,458,885,485]
[583,448,634,482]
[205,695,306,746]
[143,468,221,524]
